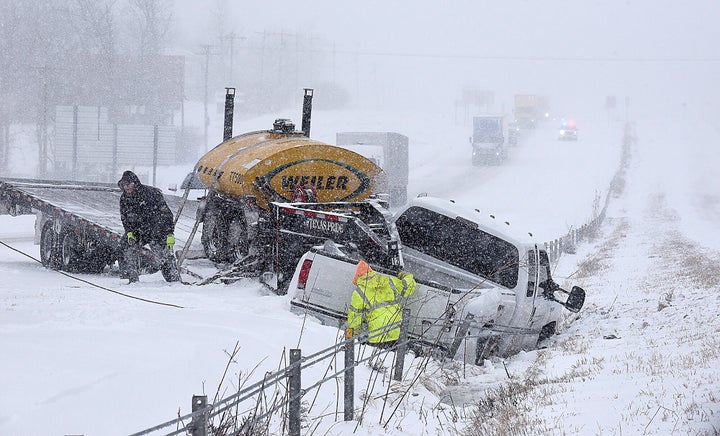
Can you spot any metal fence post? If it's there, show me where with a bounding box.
[393,309,411,381]
[190,395,207,436]
[344,328,355,421]
[288,348,302,436]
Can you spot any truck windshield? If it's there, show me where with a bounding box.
[395,207,519,288]
[473,118,502,139]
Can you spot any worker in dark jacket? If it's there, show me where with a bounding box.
[117,170,180,283]
[347,260,417,348]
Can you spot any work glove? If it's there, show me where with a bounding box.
[166,234,175,249]
[127,232,137,245]
[397,270,410,280]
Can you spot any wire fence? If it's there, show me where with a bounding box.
[130,122,636,435]
[543,121,633,264]
[130,318,412,436]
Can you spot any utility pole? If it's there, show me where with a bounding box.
[200,44,211,153]
[38,65,49,178]
[223,32,245,84]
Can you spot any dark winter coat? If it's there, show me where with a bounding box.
[118,171,175,244]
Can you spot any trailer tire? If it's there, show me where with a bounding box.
[202,210,232,262]
[60,230,84,273]
[226,214,250,262]
[40,221,61,270]
[84,247,110,274]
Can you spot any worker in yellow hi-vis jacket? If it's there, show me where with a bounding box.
[347,260,417,349]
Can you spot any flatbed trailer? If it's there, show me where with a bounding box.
[0,177,201,274]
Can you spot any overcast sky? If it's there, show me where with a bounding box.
[172,1,720,117]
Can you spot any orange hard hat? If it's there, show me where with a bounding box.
[352,260,374,285]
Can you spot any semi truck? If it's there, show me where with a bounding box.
[189,89,391,288]
[288,195,585,364]
[470,116,506,165]
[513,94,538,129]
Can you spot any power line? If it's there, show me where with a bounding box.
[301,48,720,63]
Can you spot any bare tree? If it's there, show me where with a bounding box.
[129,0,172,58]
[0,0,79,176]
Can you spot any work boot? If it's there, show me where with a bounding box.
[161,256,181,282]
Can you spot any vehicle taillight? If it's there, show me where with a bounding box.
[297,259,313,290]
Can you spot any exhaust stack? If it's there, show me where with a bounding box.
[301,88,313,137]
[223,87,235,142]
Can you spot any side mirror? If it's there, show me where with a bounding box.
[565,286,586,313]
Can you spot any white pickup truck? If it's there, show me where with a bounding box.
[288,196,585,364]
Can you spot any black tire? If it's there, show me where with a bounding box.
[202,211,231,262]
[60,230,84,272]
[537,322,557,345]
[84,247,110,274]
[226,214,250,262]
[475,336,500,366]
[160,255,181,282]
[39,220,61,270]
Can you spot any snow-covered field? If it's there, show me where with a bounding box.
[1,106,719,435]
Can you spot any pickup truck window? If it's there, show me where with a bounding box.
[395,207,519,288]
[538,250,550,286]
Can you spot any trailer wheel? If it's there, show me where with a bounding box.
[202,211,231,262]
[84,247,110,274]
[226,215,250,262]
[60,230,83,272]
[40,221,61,270]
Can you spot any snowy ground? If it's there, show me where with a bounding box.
[1,106,719,435]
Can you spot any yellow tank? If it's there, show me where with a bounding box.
[195,129,387,211]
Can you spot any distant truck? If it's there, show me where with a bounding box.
[289,195,586,364]
[513,94,538,129]
[470,116,506,165]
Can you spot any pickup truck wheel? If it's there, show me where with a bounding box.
[537,322,557,345]
[40,221,61,270]
[202,211,231,262]
[60,230,83,272]
[475,336,499,366]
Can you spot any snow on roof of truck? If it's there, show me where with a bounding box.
[397,195,539,248]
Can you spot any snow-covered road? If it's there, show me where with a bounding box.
[1,108,719,435]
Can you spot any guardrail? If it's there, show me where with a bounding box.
[131,121,636,435]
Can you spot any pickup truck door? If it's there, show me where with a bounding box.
[527,248,553,330]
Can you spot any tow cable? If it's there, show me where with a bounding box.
[0,239,184,309]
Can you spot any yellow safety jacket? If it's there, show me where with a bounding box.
[347,271,417,343]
